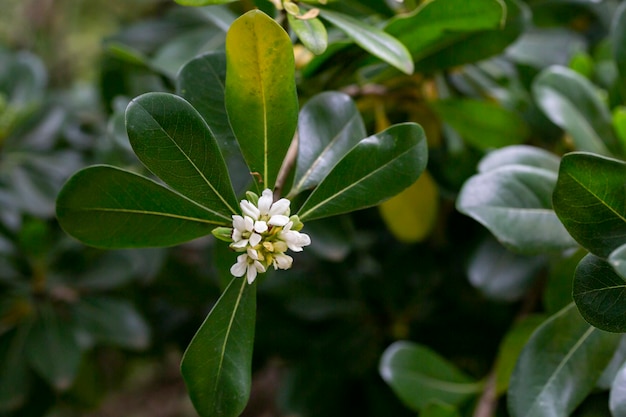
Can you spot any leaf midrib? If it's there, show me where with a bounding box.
[567,171,626,224]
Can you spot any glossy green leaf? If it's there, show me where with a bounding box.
[612,2,626,93]
[174,0,236,5]
[318,8,413,75]
[25,309,83,391]
[506,28,586,69]
[422,401,461,417]
[380,341,482,411]
[126,92,237,216]
[508,303,620,417]
[573,254,626,333]
[553,152,626,258]
[429,99,529,150]
[598,335,626,390]
[457,165,577,254]
[291,92,366,196]
[494,315,546,395]
[56,166,223,249]
[72,297,150,350]
[181,277,256,417]
[386,0,526,73]
[544,249,585,314]
[478,145,561,173]
[297,123,427,221]
[609,243,626,279]
[288,15,328,55]
[225,10,298,188]
[610,361,626,416]
[533,66,618,156]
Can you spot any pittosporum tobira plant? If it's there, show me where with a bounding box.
[56,9,427,417]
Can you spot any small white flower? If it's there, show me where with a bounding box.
[230,252,266,284]
[272,253,293,270]
[231,215,263,249]
[279,221,311,252]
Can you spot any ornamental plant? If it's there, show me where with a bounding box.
[55,9,427,417]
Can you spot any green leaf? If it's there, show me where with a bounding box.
[508,303,620,417]
[291,91,366,196]
[610,361,626,416]
[494,315,546,395]
[612,2,626,94]
[385,0,526,73]
[380,341,482,412]
[573,254,626,333]
[126,92,237,216]
[532,66,618,156]
[429,99,529,150]
[422,401,461,417]
[288,15,328,55]
[56,166,224,249]
[181,277,256,417]
[174,0,237,5]
[553,152,626,258]
[0,330,31,412]
[25,308,83,391]
[318,8,413,75]
[609,243,626,279]
[297,123,427,221]
[225,10,298,189]
[478,145,561,173]
[457,165,577,254]
[72,297,151,350]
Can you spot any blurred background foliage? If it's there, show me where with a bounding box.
[1,0,625,416]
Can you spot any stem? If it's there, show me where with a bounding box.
[473,371,498,417]
[274,131,298,200]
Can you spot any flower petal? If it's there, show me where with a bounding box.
[230,255,248,277]
[268,215,290,227]
[246,265,258,284]
[249,233,262,247]
[254,220,268,233]
[240,200,260,219]
[269,198,290,216]
[258,189,274,215]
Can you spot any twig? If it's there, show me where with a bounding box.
[274,132,298,200]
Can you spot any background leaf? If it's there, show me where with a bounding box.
[56,166,223,249]
[610,361,626,416]
[553,152,626,258]
[379,341,482,411]
[532,66,618,156]
[508,303,620,417]
[318,8,413,75]
[174,0,237,5]
[181,277,256,417]
[297,123,427,221]
[126,92,237,216]
[609,243,626,279]
[225,10,298,188]
[457,164,577,254]
[291,91,366,195]
[288,15,328,56]
[573,254,626,333]
[429,99,529,150]
[612,1,626,94]
[478,145,561,173]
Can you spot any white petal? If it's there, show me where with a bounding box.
[258,189,273,215]
[253,260,266,273]
[232,229,243,241]
[268,215,289,227]
[247,248,259,260]
[231,239,249,249]
[230,256,247,277]
[240,200,260,219]
[243,216,254,232]
[273,253,293,270]
[254,220,268,233]
[249,233,262,247]
[269,198,290,216]
[232,215,245,231]
[246,265,258,284]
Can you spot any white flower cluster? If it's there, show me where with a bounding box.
[223,189,311,284]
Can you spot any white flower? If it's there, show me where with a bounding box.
[279,221,311,252]
[230,250,266,284]
[225,188,311,284]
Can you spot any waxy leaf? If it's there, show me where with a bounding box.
[297,123,427,221]
[533,66,618,156]
[553,152,626,258]
[478,145,561,173]
[318,8,413,75]
[126,92,238,216]
[288,14,328,55]
[573,254,626,333]
[610,361,626,416]
[609,243,626,279]
[181,277,256,417]
[508,303,620,417]
[422,402,461,417]
[457,165,576,254]
[56,166,223,249]
[25,309,83,391]
[291,92,366,195]
[380,341,482,411]
[429,99,529,150]
[225,10,298,188]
